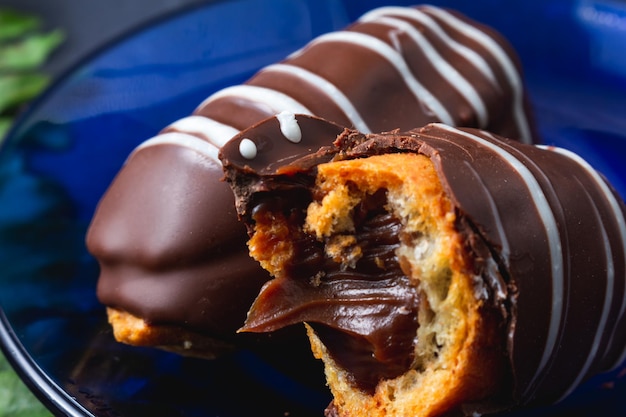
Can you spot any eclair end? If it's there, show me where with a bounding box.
[238,150,508,415]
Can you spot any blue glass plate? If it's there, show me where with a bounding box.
[1,0,625,416]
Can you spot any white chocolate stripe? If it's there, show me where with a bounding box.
[133,132,220,163]
[517,143,612,399]
[540,145,626,369]
[559,182,614,400]
[438,124,563,394]
[295,31,454,125]
[168,116,239,148]
[359,7,499,87]
[260,63,372,132]
[363,15,489,128]
[275,110,302,143]
[196,85,313,117]
[422,6,532,144]
[464,160,511,262]
[238,111,304,160]
[462,161,510,303]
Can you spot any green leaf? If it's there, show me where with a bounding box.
[0,9,41,42]
[0,73,50,115]
[0,8,62,414]
[0,116,11,141]
[0,8,63,144]
[0,353,52,417]
[0,30,64,72]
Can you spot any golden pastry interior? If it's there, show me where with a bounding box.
[220,115,626,416]
[240,153,508,416]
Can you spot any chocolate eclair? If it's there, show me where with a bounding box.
[87,4,539,356]
[220,114,626,416]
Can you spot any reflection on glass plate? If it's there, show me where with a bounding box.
[0,0,625,416]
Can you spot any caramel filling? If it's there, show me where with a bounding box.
[242,153,462,393]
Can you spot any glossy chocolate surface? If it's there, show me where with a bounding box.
[195,5,538,144]
[87,142,265,335]
[237,185,420,392]
[87,5,539,342]
[221,114,626,405]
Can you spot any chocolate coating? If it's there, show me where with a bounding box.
[195,5,538,143]
[87,140,264,335]
[234,182,419,392]
[87,5,539,344]
[88,120,344,337]
[220,114,626,406]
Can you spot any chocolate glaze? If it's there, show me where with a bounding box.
[220,114,626,406]
[87,5,539,345]
[88,143,262,336]
[236,182,419,392]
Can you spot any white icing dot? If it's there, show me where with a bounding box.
[239,138,257,159]
[276,110,302,143]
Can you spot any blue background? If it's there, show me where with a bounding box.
[1,0,625,416]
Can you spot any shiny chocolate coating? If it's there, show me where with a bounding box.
[220,114,626,406]
[193,5,538,144]
[88,121,344,337]
[414,124,626,404]
[88,137,264,335]
[87,5,539,342]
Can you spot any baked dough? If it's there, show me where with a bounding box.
[220,115,626,416]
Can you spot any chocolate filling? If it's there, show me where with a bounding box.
[245,186,419,393]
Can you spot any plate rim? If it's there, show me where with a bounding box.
[0,2,236,416]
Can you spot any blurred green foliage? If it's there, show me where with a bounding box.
[0,356,52,417]
[0,8,64,139]
[0,7,62,417]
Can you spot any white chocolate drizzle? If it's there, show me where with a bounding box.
[197,85,313,116]
[293,30,454,125]
[463,160,511,263]
[358,14,489,127]
[239,138,257,160]
[420,6,533,144]
[540,145,626,371]
[558,182,613,401]
[359,7,499,88]
[276,110,302,143]
[261,63,371,132]
[133,132,220,162]
[169,116,239,148]
[134,5,536,166]
[437,124,564,395]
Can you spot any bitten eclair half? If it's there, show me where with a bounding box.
[220,114,626,416]
[86,4,539,358]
